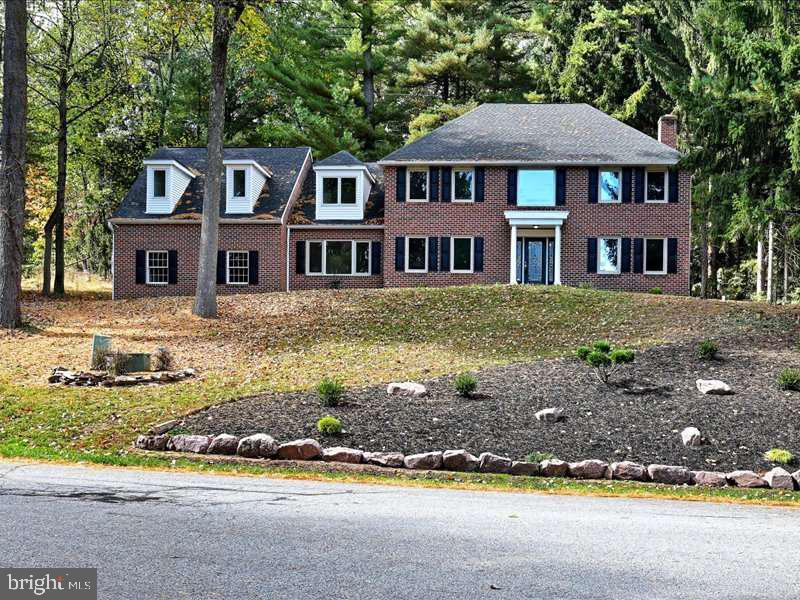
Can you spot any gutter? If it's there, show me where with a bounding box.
[108,217,282,225]
[287,224,384,230]
[377,159,680,167]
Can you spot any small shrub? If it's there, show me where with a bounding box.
[649,287,663,295]
[577,340,635,385]
[592,340,612,354]
[317,415,342,436]
[609,348,634,364]
[317,378,345,406]
[525,451,555,463]
[778,368,800,391]
[105,351,130,376]
[152,346,174,371]
[576,346,592,360]
[697,339,719,360]
[764,448,795,465]
[454,372,477,397]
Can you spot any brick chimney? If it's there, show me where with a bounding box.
[658,114,678,148]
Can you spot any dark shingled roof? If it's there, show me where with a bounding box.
[315,150,365,167]
[380,103,680,165]
[112,146,311,221]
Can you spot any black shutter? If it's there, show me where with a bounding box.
[621,238,632,273]
[441,167,452,202]
[506,167,517,205]
[622,168,632,203]
[667,238,678,273]
[587,167,599,203]
[394,237,405,271]
[135,250,146,284]
[371,241,382,275]
[428,236,439,272]
[295,240,305,274]
[167,250,178,284]
[396,167,406,203]
[440,236,450,272]
[248,250,259,285]
[668,169,679,203]
[217,250,226,284]
[475,167,485,202]
[633,238,644,273]
[556,168,566,206]
[430,167,440,202]
[587,238,598,273]
[474,237,484,272]
[634,168,645,203]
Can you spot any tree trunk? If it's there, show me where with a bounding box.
[784,229,790,304]
[193,0,244,318]
[361,4,375,151]
[756,234,763,298]
[54,91,68,296]
[708,241,718,298]
[0,0,28,328]
[699,207,708,298]
[766,220,774,303]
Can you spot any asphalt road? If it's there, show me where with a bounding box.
[0,461,797,600]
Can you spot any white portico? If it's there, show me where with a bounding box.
[504,210,569,285]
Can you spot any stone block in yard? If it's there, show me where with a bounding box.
[535,408,564,423]
[364,451,405,468]
[322,447,363,464]
[386,382,427,397]
[277,439,323,461]
[647,464,692,485]
[610,461,648,481]
[726,470,767,488]
[477,452,513,474]
[692,471,727,487]
[696,379,733,395]
[149,419,178,435]
[404,451,443,470]
[236,434,278,459]
[134,434,168,451]
[539,459,569,477]
[167,434,213,454]
[510,461,540,476]
[763,467,794,490]
[442,449,478,472]
[680,427,702,447]
[568,459,609,479]
[207,434,240,455]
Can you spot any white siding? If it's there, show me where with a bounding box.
[314,168,366,221]
[224,164,268,214]
[146,166,190,214]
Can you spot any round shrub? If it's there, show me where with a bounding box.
[317,377,345,406]
[454,372,477,397]
[592,340,612,354]
[576,346,592,360]
[697,339,719,360]
[764,448,795,465]
[586,350,611,368]
[609,348,634,364]
[317,415,343,436]
[778,368,800,391]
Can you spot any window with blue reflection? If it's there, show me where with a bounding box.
[517,169,555,206]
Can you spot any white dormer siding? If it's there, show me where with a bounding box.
[314,166,375,221]
[144,160,194,214]
[223,160,271,214]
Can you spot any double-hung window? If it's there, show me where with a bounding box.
[153,169,167,198]
[146,250,168,285]
[597,237,621,274]
[451,237,474,272]
[646,170,667,203]
[227,251,250,284]
[306,240,371,275]
[452,168,474,202]
[599,170,621,203]
[405,237,428,272]
[644,238,667,274]
[407,168,429,202]
[517,169,555,206]
[322,177,357,205]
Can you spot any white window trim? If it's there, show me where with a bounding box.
[450,236,474,273]
[226,250,250,285]
[304,240,372,276]
[517,169,556,207]
[232,168,247,198]
[643,237,668,275]
[405,236,428,273]
[598,170,622,204]
[406,168,429,202]
[321,176,358,205]
[597,237,621,275]
[451,167,475,203]
[152,169,167,199]
[645,169,669,203]
[146,250,169,285]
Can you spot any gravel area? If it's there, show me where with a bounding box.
[183,331,800,472]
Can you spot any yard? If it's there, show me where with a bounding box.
[1,278,798,476]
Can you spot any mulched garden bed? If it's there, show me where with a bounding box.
[182,331,800,472]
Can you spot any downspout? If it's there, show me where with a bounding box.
[107,220,115,300]
[285,226,291,292]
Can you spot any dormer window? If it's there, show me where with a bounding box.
[322,176,357,205]
[223,160,271,214]
[144,159,194,214]
[153,169,167,198]
[313,151,375,221]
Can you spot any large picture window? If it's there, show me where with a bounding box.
[646,170,667,203]
[599,170,621,203]
[227,251,250,284]
[146,250,168,284]
[453,168,474,202]
[451,237,474,272]
[597,237,620,274]
[644,238,667,274]
[322,177,357,205]
[305,240,371,276]
[153,169,166,198]
[517,169,555,206]
[407,168,429,202]
[405,237,428,272]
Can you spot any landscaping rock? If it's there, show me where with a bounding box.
[535,407,564,423]
[149,419,178,435]
[207,434,240,455]
[442,449,479,472]
[114,375,138,386]
[610,461,648,481]
[539,459,569,477]
[277,438,323,461]
[680,427,702,447]
[322,447,363,464]
[386,381,427,397]
[510,461,540,476]
[478,452,513,474]
[167,434,213,454]
[696,379,733,395]
[236,433,278,458]
[647,464,692,485]
[568,459,609,479]
[403,451,443,470]
[134,434,168,451]
[364,451,405,468]
[726,470,767,488]
[763,467,794,490]
[692,471,727,487]
[792,470,800,490]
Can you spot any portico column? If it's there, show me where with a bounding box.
[510,225,518,284]
[554,224,562,285]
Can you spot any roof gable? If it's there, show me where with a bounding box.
[315,150,364,167]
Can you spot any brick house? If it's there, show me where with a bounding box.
[110,103,689,298]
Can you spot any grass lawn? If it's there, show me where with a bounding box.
[2,277,798,503]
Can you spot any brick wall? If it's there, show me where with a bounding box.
[288,228,384,290]
[113,222,283,299]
